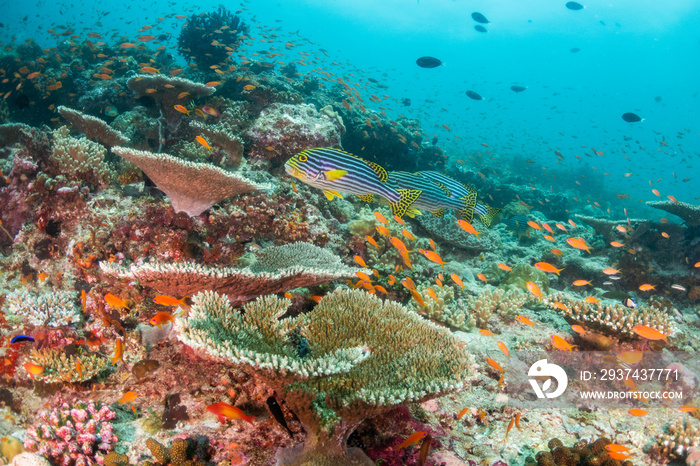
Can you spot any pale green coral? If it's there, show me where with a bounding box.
[26,348,111,383]
[178,288,471,466]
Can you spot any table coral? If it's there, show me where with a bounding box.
[57,106,129,148]
[177,288,472,466]
[648,200,700,227]
[111,146,268,217]
[23,401,118,466]
[100,242,365,307]
[4,289,81,327]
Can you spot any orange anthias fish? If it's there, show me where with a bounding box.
[570,325,586,335]
[457,407,469,420]
[526,282,543,300]
[486,358,504,373]
[638,284,656,291]
[389,237,412,255]
[628,408,648,417]
[605,444,630,452]
[679,405,697,412]
[607,452,630,460]
[420,249,447,268]
[450,273,464,289]
[602,268,621,275]
[572,280,591,286]
[534,262,564,275]
[632,325,668,342]
[118,391,138,405]
[479,329,494,337]
[110,339,124,365]
[497,263,512,272]
[365,236,379,248]
[551,335,577,351]
[515,316,534,326]
[353,255,367,268]
[150,311,176,328]
[153,295,189,307]
[206,402,256,425]
[497,341,509,359]
[23,362,45,378]
[566,237,592,253]
[104,293,130,311]
[173,104,190,115]
[457,220,481,237]
[196,135,212,150]
[610,241,624,248]
[374,211,389,225]
[396,431,427,450]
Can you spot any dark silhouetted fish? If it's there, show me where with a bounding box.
[416,56,442,68]
[466,90,483,100]
[266,396,294,438]
[502,215,530,233]
[602,291,630,301]
[471,12,489,24]
[654,96,662,103]
[622,112,642,123]
[565,1,584,10]
[510,85,527,93]
[570,47,581,53]
[474,25,487,33]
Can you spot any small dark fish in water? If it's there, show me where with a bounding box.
[10,335,34,344]
[622,112,642,123]
[623,297,637,308]
[266,396,294,438]
[602,291,630,301]
[466,90,483,100]
[471,12,489,24]
[416,56,442,68]
[157,34,169,41]
[566,1,584,10]
[510,85,527,93]
[654,96,662,103]
[474,25,488,33]
[431,137,438,145]
[401,98,411,106]
[570,47,581,53]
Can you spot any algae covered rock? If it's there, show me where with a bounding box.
[499,263,550,294]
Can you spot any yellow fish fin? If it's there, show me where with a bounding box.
[406,207,422,217]
[324,169,348,181]
[479,205,501,228]
[391,189,422,218]
[357,193,373,203]
[431,208,445,218]
[365,161,388,182]
[323,189,343,200]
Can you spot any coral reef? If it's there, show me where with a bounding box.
[650,417,700,461]
[535,437,636,465]
[23,401,118,466]
[189,120,244,168]
[245,103,344,165]
[648,200,700,227]
[499,263,550,294]
[100,242,364,306]
[4,289,81,327]
[177,7,248,70]
[57,106,129,148]
[544,292,677,338]
[178,288,472,465]
[24,347,111,383]
[415,211,500,251]
[111,146,267,217]
[50,126,115,188]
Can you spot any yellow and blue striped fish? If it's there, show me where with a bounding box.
[415,171,478,222]
[386,171,472,219]
[284,148,421,217]
[473,202,501,227]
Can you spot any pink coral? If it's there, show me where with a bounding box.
[24,401,118,466]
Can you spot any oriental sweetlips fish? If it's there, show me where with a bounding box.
[387,171,477,221]
[284,147,421,217]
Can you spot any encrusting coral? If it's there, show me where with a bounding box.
[111,146,267,217]
[57,106,129,148]
[177,288,472,466]
[100,242,365,307]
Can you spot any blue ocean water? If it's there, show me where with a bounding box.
[1,0,698,219]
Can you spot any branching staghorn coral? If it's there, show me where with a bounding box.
[25,347,111,383]
[111,146,267,216]
[57,106,129,148]
[177,288,472,466]
[5,289,81,327]
[51,126,116,188]
[544,292,677,338]
[101,242,366,307]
